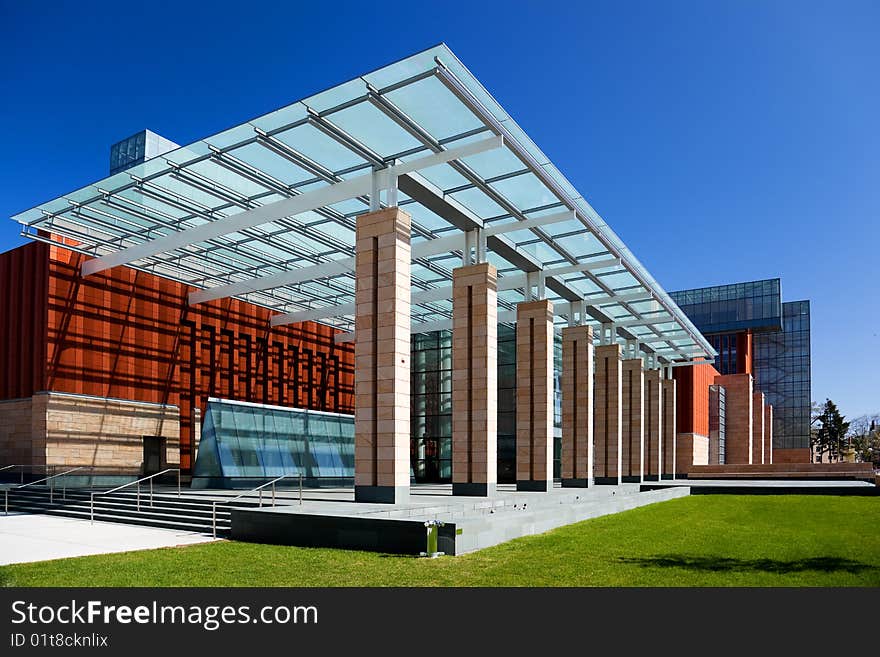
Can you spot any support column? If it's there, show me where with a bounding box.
[515,299,554,492]
[354,208,411,504]
[753,391,765,464]
[661,375,677,480]
[451,262,497,496]
[643,368,663,480]
[765,404,773,464]
[561,325,593,487]
[594,344,622,485]
[714,373,754,464]
[621,358,644,483]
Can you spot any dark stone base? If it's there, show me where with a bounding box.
[452,482,496,497]
[516,479,552,492]
[621,475,642,483]
[232,510,458,554]
[642,474,660,482]
[660,474,674,480]
[354,485,410,504]
[595,477,621,485]
[561,478,589,488]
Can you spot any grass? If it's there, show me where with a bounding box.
[1,495,878,587]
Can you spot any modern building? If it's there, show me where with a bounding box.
[5,44,800,502]
[669,280,811,463]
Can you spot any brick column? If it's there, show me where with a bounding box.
[451,262,497,496]
[561,325,593,487]
[765,404,773,464]
[594,344,622,485]
[643,369,663,480]
[354,207,411,504]
[661,377,676,479]
[515,300,554,492]
[714,373,753,465]
[621,358,644,483]
[753,391,765,464]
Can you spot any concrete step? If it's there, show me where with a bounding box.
[6,502,228,534]
[5,489,235,536]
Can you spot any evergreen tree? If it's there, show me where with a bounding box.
[814,399,850,463]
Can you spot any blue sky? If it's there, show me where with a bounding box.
[1,1,877,417]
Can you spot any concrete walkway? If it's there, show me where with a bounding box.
[0,514,217,565]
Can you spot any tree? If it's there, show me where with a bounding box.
[813,399,851,463]
[810,400,823,463]
[847,415,880,466]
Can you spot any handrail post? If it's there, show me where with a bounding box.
[4,489,7,516]
[20,468,24,485]
[259,488,263,508]
[50,479,54,504]
[150,478,154,508]
[272,481,276,507]
[137,482,140,512]
[299,473,303,506]
[90,492,94,525]
[177,469,181,497]
[212,502,217,539]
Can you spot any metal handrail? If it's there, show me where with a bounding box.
[211,474,301,539]
[90,468,181,524]
[0,464,53,485]
[5,466,87,511]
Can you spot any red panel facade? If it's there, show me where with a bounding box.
[0,241,49,399]
[1,242,354,472]
[673,362,719,436]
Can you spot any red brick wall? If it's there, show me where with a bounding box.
[1,242,355,472]
[773,448,810,463]
[673,363,719,437]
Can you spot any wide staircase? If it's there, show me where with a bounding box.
[3,487,247,536]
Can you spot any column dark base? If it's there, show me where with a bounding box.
[660,474,674,480]
[354,485,410,504]
[516,479,552,492]
[452,482,496,497]
[642,474,660,482]
[561,478,589,488]
[594,476,621,485]
[621,475,642,483]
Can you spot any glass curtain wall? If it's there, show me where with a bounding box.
[192,398,354,488]
[753,301,811,450]
[409,325,562,484]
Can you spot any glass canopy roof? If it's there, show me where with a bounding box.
[11,43,714,363]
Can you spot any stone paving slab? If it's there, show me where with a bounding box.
[0,513,217,565]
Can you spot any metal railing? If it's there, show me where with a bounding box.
[211,474,302,539]
[4,467,87,515]
[90,468,181,524]
[0,464,52,485]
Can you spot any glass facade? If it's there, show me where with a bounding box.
[409,326,562,484]
[669,279,782,334]
[410,331,452,482]
[192,398,354,488]
[753,301,812,450]
[670,280,811,451]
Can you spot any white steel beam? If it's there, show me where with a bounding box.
[82,135,503,277]
[496,257,620,292]
[482,209,574,237]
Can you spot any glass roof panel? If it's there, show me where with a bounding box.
[9,43,713,362]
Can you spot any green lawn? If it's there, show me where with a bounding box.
[2,495,878,587]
